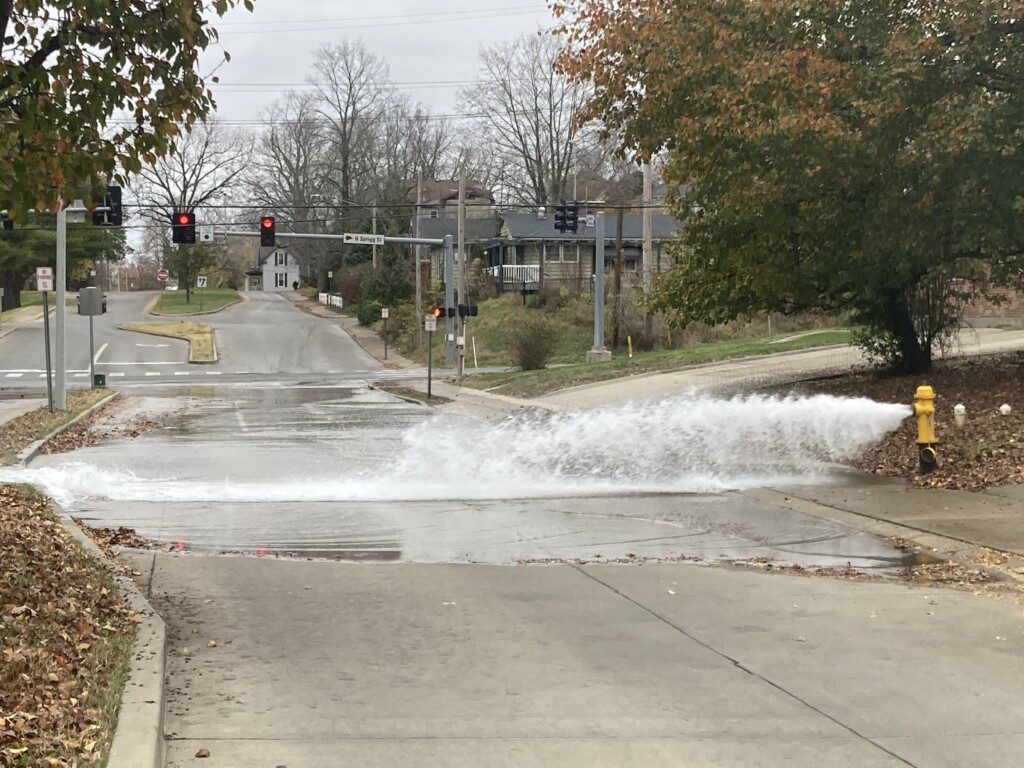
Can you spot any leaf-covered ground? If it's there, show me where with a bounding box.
[0,485,137,767]
[794,351,1024,491]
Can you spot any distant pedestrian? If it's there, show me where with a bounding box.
[292,281,299,290]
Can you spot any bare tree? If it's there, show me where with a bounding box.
[250,91,333,288]
[457,33,591,208]
[309,40,395,210]
[130,120,253,301]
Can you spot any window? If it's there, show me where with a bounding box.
[544,243,579,263]
[275,252,287,266]
[275,272,287,287]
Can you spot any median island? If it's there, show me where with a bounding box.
[119,322,217,363]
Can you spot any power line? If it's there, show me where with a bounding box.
[215,5,542,28]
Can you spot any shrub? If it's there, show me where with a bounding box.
[504,313,560,370]
[354,298,381,327]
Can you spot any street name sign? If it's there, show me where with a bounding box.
[343,232,385,246]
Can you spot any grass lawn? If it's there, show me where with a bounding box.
[151,288,239,315]
[457,329,855,398]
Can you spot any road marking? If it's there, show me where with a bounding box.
[135,343,170,348]
[145,372,160,377]
[97,361,182,366]
[93,342,108,363]
[110,372,125,377]
[174,371,190,376]
[4,373,23,378]
[205,371,221,375]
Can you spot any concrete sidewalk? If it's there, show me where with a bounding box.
[131,550,1024,768]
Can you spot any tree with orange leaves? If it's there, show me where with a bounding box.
[552,0,1022,373]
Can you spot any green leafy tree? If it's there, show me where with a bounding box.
[0,0,251,211]
[0,209,126,310]
[554,0,1023,372]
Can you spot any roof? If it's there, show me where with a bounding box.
[407,179,495,205]
[417,216,502,242]
[497,211,683,242]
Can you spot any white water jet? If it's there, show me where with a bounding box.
[0,393,910,508]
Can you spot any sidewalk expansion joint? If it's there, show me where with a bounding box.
[570,565,921,768]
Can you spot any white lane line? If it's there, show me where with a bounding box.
[4,373,23,378]
[97,361,182,366]
[235,411,248,432]
[93,342,109,364]
[73,373,87,378]
[109,373,125,377]
[205,371,221,375]
[145,372,161,377]
[174,371,190,376]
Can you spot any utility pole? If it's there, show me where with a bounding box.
[372,202,378,270]
[457,166,467,377]
[642,162,653,350]
[414,172,423,349]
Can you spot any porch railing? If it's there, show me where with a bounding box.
[486,264,541,284]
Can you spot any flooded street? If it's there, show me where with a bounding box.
[3,384,913,569]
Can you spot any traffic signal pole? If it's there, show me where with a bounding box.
[444,235,455,362]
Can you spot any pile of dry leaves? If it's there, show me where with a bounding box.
[0,485,137,767]
[0,391,110,466]
[798,351,1024,491]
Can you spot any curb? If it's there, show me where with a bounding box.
[16,391,119,466]
[57,513,166,768]
[751,487,1024,584]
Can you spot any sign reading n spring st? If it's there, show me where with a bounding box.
[342,232,385,246]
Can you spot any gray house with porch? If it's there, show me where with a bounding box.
[481,211,683,294]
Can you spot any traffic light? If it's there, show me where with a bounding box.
[565,203,579,234]
[433,306,445,319]
[106,186,122,226]
[92,186,123,226]
[260,216,276,247]
[457,304,479,318]
[171,211,196,244]
[554,203,567,233]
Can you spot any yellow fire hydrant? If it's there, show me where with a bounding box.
[913,385,938,473]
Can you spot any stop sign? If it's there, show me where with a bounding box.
[157,269,169,282]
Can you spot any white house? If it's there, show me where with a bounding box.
[245,249,300,293]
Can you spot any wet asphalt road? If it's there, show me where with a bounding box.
[17,383,910,570]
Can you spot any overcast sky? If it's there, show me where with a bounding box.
[198,0,560,126]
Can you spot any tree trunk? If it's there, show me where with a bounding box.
[888,291,931,374]
[1,269,26,311]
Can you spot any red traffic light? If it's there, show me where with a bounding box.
[432,306,444,318]
[260,215,276,247]
[171,211,196,244]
